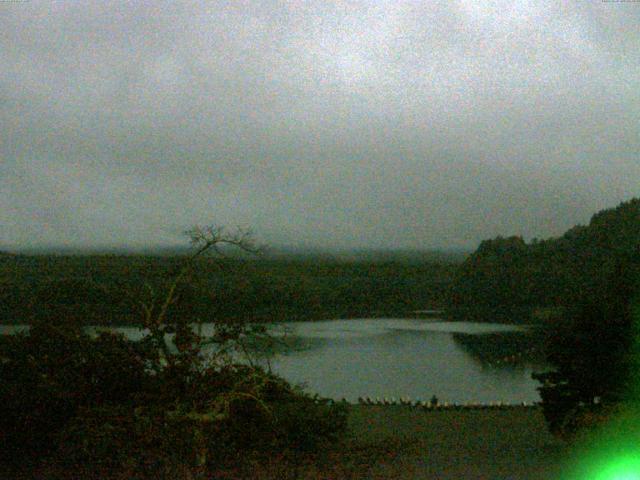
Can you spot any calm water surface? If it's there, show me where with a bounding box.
[260,319,547,404]
[0,319,548,404]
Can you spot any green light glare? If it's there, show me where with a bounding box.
[560,429,640,479]
[559,403,640,479]
[593,454,640,480]
[560,300,640,480]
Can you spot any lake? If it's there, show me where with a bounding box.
[0,319,549,404]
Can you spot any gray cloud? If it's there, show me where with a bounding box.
[1,1,639,250]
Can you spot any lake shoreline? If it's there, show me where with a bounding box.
[0,308,541,328]
[1,319,546,405]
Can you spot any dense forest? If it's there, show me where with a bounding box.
[447,198,640,321]
[0,253,456,326]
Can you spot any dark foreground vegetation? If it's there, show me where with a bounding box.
[0,317,349,479]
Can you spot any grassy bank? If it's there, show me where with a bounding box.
[343,405,565,479]
[0,405,568,479]
[215,405,567,479]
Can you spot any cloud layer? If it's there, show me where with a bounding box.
[2,1,639,250]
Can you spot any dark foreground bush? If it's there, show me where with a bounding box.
[0,318,348,478]
[0,318,148,463]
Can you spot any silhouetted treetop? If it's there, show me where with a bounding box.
[448,197,640,312]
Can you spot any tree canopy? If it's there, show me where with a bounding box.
[446,198,640,436]
[448,198,640,314]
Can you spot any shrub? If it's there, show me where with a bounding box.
[51,404,199,478]
[0,319,348,477]
[0,318,148,463]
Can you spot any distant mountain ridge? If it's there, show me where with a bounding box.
[3,244,469,264]
[448,198,640,312]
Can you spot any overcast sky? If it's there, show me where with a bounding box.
[1,1,639,251]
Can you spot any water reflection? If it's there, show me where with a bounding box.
[262,319,549,403]
[1,319,549,404]
[452,330,547,369]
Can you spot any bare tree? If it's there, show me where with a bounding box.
[138,225,263,373]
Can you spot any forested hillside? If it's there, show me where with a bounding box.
[448,198,640,317]
[0,255,455,326]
